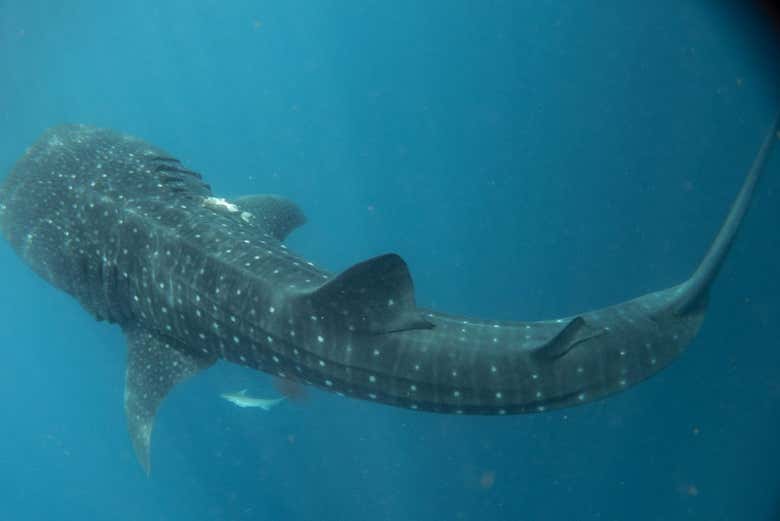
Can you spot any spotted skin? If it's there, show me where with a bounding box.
[0,121,776,473]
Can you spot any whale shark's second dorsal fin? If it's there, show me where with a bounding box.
[530,317,606,360]
[123,327,216,475]
[300,253,434,334]
[233,194,306,242]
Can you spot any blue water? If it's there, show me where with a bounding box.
[1,2,778,520]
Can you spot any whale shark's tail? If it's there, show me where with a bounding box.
[674,114,779,315]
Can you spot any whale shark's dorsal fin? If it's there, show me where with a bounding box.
[233,194,306,241]
[123,327,216,475]
[531,317,606,360]
[301,253,434,334]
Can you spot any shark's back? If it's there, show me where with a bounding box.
[0,126,317,326]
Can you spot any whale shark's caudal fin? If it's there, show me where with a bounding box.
[674,114,779,315]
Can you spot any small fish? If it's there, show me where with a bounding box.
[220,389,286,410]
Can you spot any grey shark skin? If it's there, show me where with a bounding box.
[0,118,776,474]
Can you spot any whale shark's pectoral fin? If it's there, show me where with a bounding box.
[233,194,306,241]
[531,317,606,360]
[302,253,434,334]
[123,327,216,475]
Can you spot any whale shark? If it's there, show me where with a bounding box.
[0,117,776,474]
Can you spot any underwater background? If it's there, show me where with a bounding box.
[0,1,778,520]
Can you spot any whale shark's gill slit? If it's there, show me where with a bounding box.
[147,155,181,163]
[158,175,185,184]
[153,164,203,179]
